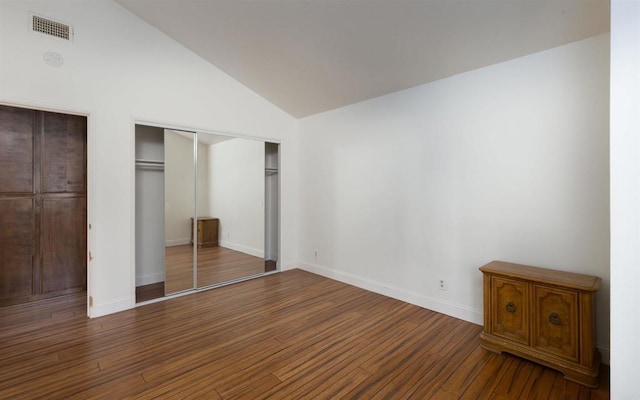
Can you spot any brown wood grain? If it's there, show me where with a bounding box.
[0,105,87,306]
[164,244,266,295]
[480,260,601,388]
[41,197,87,293]
[0,198,34,300]
[533,284,579,361]
[197,244,264,286]
[480,260,600,291]
[492,276,529,344]
[190,217,219,247]
[0,269,609,399]
[0,106,34,194]
[40,111,87,194]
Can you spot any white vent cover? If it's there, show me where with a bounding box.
[32,14,72,41]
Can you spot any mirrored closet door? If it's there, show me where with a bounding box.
[196,133,266,287]
[135,124,279,303]
[163,130,196,295]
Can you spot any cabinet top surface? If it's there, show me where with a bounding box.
[479,260,600,291]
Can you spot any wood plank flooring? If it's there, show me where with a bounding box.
[1,269,609,399]
[164,245,265,296]
[195,245,264,287]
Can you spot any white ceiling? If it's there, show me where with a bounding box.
[116,0,610,118]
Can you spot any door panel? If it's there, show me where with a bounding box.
[0,198,35,300]
[0,107,34,194]
[163,130,194,295]
[41,112,87,193]
[196,134,265,288]
[491,276,529,345]
[533,285,579,361]
[41,197,87,293]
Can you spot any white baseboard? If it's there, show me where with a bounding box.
[220,240,264,258]
[280,262,298,271]
[297,262,611,364]
[166,238,190,247]
[88,296,132,318]
[298,262,483,325]
[136,272,165,286]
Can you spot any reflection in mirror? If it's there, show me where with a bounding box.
[164,130,195,295]
[196,133,265,287]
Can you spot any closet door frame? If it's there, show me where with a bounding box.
[1,100,94,316]
[132,119,281,305]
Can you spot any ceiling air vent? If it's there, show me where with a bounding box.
[32,14,72,41]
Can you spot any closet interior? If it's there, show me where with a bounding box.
[134,124,280,303]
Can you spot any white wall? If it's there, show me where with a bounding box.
[0,0,298,317]
[610,0,640,397]
[208,138,265,257]
[297,35,610,360]
[196,138,210,218]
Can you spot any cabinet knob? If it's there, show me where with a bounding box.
[548,312,561,325]
[505,302,516,313]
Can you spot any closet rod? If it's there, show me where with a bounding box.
[135,159,165,170]
[135,158,164,165]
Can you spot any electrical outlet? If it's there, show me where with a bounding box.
[314,250,319,259]
[439,279,446,290]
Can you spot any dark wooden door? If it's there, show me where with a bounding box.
[0,105,87,306]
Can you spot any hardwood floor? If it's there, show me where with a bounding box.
[1,270,609,399]
[195,245,265,287]
[138,246,267,302]
[164,245,265,295]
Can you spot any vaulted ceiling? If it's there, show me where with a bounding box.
[115,0,610,118]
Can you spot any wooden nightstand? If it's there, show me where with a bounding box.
[479,260,600,387]
[190,217,219,247]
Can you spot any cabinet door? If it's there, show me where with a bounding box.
[200,219,218,247]
[41,197,87,293]
[0,106,34,193]
[0,106,35,302]
[0,198,35,300]
[491,276,529,345]
[532,285,579,362]
[41,112,86,193]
